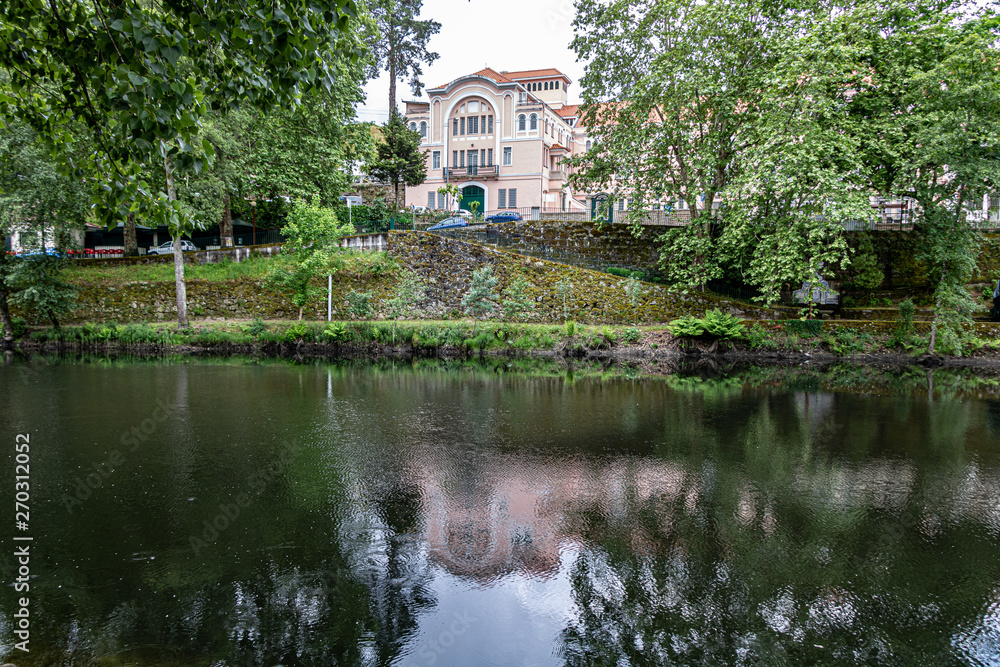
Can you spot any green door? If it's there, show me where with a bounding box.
[461,185,485,216]
[591,193,612,224]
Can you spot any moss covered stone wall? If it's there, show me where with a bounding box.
[490,219,663,271]
[387,231,779,324]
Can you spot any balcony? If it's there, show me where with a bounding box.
[548,170,567,181]
[445,165,499,180]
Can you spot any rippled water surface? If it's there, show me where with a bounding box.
[2,358,1000,666]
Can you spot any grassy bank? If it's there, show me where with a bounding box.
[15,316,1000,362]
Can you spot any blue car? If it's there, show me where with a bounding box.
[426,217,468,231]
[15,248,62,258]
[485,212,522,223]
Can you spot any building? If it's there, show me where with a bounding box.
[403,67,590,216]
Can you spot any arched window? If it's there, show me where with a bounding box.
[586,140,592,151]
[409,122,416,132]
[555,81,560,89]
[419,121,427,138]
[518,114,526,132]
[529,113,538,131]
[544,81,549,90]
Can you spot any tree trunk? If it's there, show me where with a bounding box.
[164,157,189,327]
[928,268,945,355]
[219,193,234,247]
[48,310,59,330]
[0,284,15,344]
[123,212,139,257]
[388,34,397,112]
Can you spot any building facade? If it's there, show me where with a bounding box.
[403,67,590,216]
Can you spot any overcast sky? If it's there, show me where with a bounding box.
[357,0,587,122]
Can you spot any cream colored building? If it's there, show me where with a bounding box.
[403,67,590,216]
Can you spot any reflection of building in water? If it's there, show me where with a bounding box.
[411,448,1000,584]
[794,391,836,430]
[418,457,692,583]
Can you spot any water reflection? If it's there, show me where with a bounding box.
[1,359,999,665]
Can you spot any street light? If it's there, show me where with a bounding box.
[250,197,256,246]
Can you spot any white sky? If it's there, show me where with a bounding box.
[357,0,587,122]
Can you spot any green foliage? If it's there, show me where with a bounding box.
[565,320,576,338]
[8,256,78,329]
[284,323,312,343]
[846,233,885,290]
[3,316,27,339]
[502,276,534,321]
[744,324,770,350]
[668,315,705,338]
[601,326,617,345]
[321,322,348,342]
[247,319,268,337]
[365,109,428,209]
[823,327,873,356]
[554,279,573,324]
[624,276,643,324]
[365,0,442,110]
[386,270,425,343]
[669,310,745,340]
[783,319,824,337]
[0,0,361,235]
[462,265,499,324]
[622,326,641,343]
[346,290,374,320]
[268,199,351,319]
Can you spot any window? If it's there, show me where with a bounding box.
[487,148,493,165]
[432,151,440,170]
[481,115,486,134]
[480,149,486,165]
[502,146,512,165]
[469,115,479,134]
[469,100,480,113]
[409,122,416,132]
[519,92,527,104]
[508,188,517,207]
[488,116,493,133]
[427,192,435,208]
[529,113,538,131]
[468,150,478,168]
[555,81,560,89]
[419,121,427,138]
[460,117,465,135]
[544,81,549,90]
[618,199,625,211]
[452,118,458,136]
[452,150,458,167]
[498,189,506,209]
[586,140,592,151]
[517,114,526,132]
[460,150,465,167]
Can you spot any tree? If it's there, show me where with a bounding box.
[462,265,498,331]
[367,110,427,211]
[437,183,461,211]
[386,270,425,343]
[501,276,534,321]
[267,199,353,320]
[365,0,441,111]
[0,0,362,326]
[8,255,78,329]
[0,118,88,338]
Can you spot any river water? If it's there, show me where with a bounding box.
[1,357,999,666]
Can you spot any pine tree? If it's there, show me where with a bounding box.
[367,110,427,210]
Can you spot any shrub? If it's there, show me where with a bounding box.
[321,322,347,342]
[284,323,312,342]
[247,319,268,337]
[601,326,617,345]
[622,326,641,343]
[700,309,745,339]
[668,315,704,338]
[565,320,576,337]
[784,319,823,337]
[347,290,374,320]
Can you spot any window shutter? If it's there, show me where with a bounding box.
[498,189,506,209]
[509,189,517,207]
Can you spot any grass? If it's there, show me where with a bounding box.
[62,251,396,284]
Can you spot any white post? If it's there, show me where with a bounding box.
[327,274,332,322]
[347,199,353,230]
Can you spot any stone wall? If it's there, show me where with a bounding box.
[339,233,388,252]
[489,219,663,272]
[386,231,780,324]
[38,230,777,326]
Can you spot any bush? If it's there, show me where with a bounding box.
[3,316,27,339]
[321,322,347,342]
[700,309,745,339]
[601,326,617,345]
[622,326,641,343]
[247,319,268,337]
[565,320,576,337]
[784,319,824,337]
[668,315,705,338]
[284,322,312,342]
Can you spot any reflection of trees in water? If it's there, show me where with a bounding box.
[558,391,1000,666]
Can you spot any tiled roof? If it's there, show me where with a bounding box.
[429,67,514,90]
[502,68,568,80]
[556,104,580,118]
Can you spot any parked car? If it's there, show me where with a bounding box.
[149,240,198,255]
[456,209,472,218]
[485,211,523,223]
[14,248,62,258]
[426,217,468,231]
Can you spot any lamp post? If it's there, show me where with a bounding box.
[250,198,256,246]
